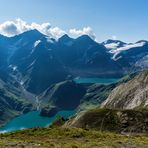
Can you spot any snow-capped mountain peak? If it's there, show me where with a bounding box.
[103,40,147,61]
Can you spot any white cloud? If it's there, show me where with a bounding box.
[69,27,96,40]
[0,19,96,40]
[0,19,65,38]
[112,35,117,40]
[0,21,19,36]
[49,27,66,39]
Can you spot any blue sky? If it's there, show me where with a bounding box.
[0,0,148,42]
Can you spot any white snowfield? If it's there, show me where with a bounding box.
[105,41,146,60]
[104,42,120,49]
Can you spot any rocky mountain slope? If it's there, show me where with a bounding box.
[62,70,148,134]
[103,40,148,71]
[8,30,123,94]
[39,75,133,117]
[102,70,148,109]
[0,79,33,126]
[65,108,148,133]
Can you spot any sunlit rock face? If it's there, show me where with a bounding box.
[102,70,148,109]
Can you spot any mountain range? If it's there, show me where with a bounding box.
[0,29,148,94]
[0,29,148,128]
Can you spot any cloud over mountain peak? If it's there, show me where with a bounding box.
[0,19,96,40]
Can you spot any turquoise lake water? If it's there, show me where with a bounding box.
[0,77,120,133]
[0,110,75,133]
[74,77,119,84]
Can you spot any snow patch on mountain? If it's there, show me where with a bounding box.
[34,40,41,47]
[30,40,41,54]
[109,42,146,60]
[9,65,17,71]
[20,81,24,86]
[46,37,56,43]
[29,60,36,67]
[105,42,120,49]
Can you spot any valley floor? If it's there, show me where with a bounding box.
[0,128,148,148]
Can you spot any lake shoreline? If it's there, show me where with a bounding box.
[0,110,75,133]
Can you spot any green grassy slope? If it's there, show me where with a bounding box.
[0,127,148,147]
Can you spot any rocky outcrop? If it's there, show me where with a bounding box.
[78,72,136,111]
[102,70,148,109]
[78,83,116,111]
[65,108,148,133]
